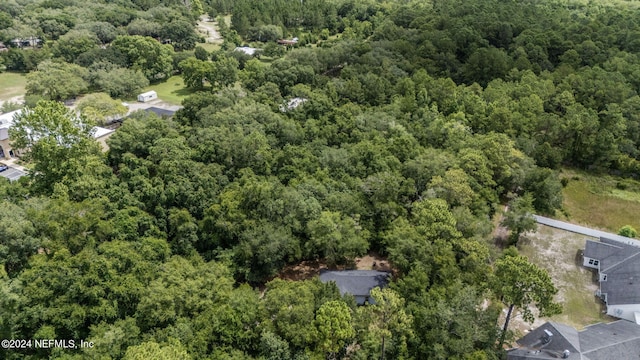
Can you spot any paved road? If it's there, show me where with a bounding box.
[534,215,640,246]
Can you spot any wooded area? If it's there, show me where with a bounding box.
[1,0,639,358]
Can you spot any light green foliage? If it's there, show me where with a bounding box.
[76,93,127,125]
[501,193,538,245]
[428,168,478,207]
[123,339,191,360]
[263,279,320,350]
[315,300,354,358]
[9,100,101,194]
[91,65,150,99]
[26,60,89,101]
[618,225,638,238]
[384,198,461,276]
[135,257,234,331]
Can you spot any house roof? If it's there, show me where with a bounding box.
[92,127,114,139]
[579,321,640,359]
[584,238,640,306]
[0,109,22,129]
[508,320,640,360]
[144,107,176,117]
[319,270,390,298]
[509,322,581,360]
[234,46,260,56]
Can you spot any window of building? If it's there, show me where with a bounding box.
[589,259,594,265]
[594,260,599,266]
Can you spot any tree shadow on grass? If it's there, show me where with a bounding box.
[171,87,197,97]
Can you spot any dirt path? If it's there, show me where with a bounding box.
[197,15,223,44]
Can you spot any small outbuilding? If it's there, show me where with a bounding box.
[234,46,260,56]
[319,270,391,305]
[137,91,158,103]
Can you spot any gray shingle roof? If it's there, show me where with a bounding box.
[508,320,640,360]
[319,270,390,298]
[144,107,176,118]
[584,238,640,306]
[580,321,640,359]
[584,240,623,261]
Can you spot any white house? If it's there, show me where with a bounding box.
[234,46,260,56]
[0,109,23,159]
[583,237,640,324]
[137,91,158,103]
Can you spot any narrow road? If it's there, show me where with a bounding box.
[534,215,640,246]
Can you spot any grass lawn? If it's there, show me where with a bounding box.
[199,43,221,52]
[517,225,614,330]
[141,75,195,105]
[558,168,640,235]
[0,72,27,101]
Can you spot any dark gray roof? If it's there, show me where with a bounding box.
[580,321,640,360]
[509,322,581,360]
[145,107,176,117]
[600,252,640,305]
[319,270,390,298]
[584,240,623,261]
[0,167,26,182]
[584,238,640,306]
[509,320,640,360]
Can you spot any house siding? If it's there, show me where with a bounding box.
[605,304,640,324]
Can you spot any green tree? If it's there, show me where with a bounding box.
[179,58,214,89]
[9,100,101,194]
[123,339,191,360]
[91,66,149,99]
[315,300,355,359]
[76,93,127,125]
[53,29,99,63]
[160,20,200,51]
[210,54,239,89]
[500,193,537,245]
[0,201,40,277]
[111,35,175,81]
[493,252,562,346]
[358,287,413,360]
[307,211,369,267]
[25,60,89,101]
[618,225,638,238]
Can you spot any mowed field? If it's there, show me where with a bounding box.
[140,75,196,105]
[0,72,27,102]
[559,169,640,234]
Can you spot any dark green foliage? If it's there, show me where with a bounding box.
[7,0,640,359]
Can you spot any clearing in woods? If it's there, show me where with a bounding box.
[506,224,614,342]
[0,72,27,105]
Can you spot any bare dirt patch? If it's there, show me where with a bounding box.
[277,252,393,282]
[197,15,223,44]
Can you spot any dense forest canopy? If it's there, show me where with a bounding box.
[1,0,639,358]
